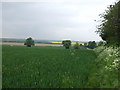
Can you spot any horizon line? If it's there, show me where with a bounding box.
[1,37,102,42]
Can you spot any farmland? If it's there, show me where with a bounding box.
[2,45,97,88]
[2,0,120,88]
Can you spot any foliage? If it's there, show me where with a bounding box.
[2,45,96,88]
[73,42,80,49]
[62,40,71,49]
[83,43,88,47]
[96,1,120,46]
[87,46,120,88]
[87,41,96,49]
[98,41,104,46]
[79,44,83,46]
[24,37,35,47]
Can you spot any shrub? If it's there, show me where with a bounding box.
[87,41,96,49]
[74,42,79,49]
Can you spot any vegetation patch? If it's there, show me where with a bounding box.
[87,46,120,88]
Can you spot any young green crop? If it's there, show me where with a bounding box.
[2,45,96,88]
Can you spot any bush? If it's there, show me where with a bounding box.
[74,42,79,49]
[87,41,96,49]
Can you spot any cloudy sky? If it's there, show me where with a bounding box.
[1,0,117,41]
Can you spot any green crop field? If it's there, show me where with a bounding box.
[2,45,97,88]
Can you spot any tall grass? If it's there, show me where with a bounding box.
[87,46,120,88]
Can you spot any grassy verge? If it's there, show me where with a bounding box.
[87,46,120,88]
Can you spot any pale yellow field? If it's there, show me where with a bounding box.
[49,41,85,45]
[1,42,86,47]
[0,42,63,47]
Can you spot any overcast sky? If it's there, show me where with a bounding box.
[1,0,117,41]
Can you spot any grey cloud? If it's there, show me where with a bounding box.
[2,1,105,41]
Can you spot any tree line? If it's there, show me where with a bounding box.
[62,40,104,49]
[24,37,105,49]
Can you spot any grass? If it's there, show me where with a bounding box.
[87,46,120,88]
[2,45,97,88]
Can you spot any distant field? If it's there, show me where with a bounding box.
[0,42,85,46]
[49,41,85,45]
[0,42,63,47]
[2,45,97,88]
[1,38,86,46]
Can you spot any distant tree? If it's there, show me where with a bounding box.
[98,41,104,46]
[87,41,96,49]
[80,44,82,46]
[84,43,87,47]
[24,37,35,47]
[74,42,79,49]
[62,40,71,49]
[80,44,85,48]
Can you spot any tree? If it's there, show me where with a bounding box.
[84,43,87,47]
[96,1,120,46]
[98,41,104,46]
[62,40,71,49]
[87,41,96,49]
[80,44,83,46]
[74,42,79,49]
[24,37,35,47]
